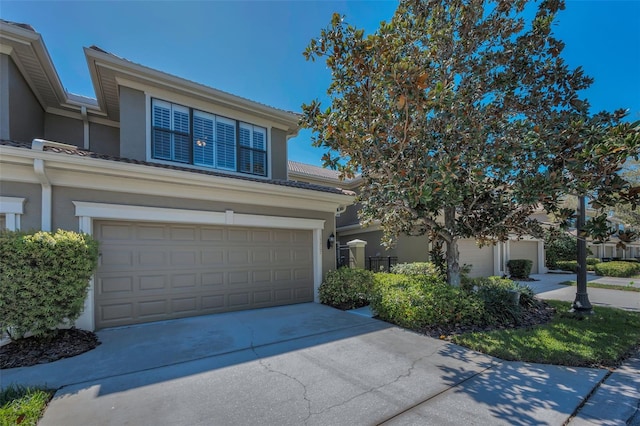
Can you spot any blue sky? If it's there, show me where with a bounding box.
[2,1,639,166]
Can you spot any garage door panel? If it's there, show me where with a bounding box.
[95,221,314,329]
[201,227,224,241]
[171,226,196,241]
[98,276,134,295]
[228,229,249,242]
[139,275,167,291]
[202,272,224,286]
[137,225,166,240]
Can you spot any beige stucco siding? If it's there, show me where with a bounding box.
[458,238,494,278]
[119,86,147,161]
[6,55,45,143]
[0,181,41,230]
[510,240,539,274]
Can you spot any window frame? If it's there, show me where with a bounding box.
[0,197,25,230]
[150,98,268,177]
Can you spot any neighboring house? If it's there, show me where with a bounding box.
[0,21,353,331]
[582,212,640,260]
[288,162,547,277]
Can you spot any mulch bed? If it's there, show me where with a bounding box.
[418,300,556,339]
[0,328,100,369]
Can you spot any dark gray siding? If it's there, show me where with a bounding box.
[44,113,83,147]
[90,122,119,156]
[7,56,44,143]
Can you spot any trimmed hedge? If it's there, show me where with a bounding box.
[318,268,375,310]
[390,262,441,276]
[0,230,99,339]
[594,261,640,278]
[370,273,487,329]
[555,260,578,272]
[507,259,533,279]
[556,258,601,272]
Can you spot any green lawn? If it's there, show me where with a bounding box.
[452,300,640,368]
[560,280,640,292]
[0,385,53,426]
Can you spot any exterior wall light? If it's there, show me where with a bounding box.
[327,233,335,249]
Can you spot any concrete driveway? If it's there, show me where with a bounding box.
[1,303,604,425]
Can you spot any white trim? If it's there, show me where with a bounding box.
[0,44,13,55]
[313,229,322,303]
[33,158,52,231]
[73,201,326,330]
[73,202,325,231]
[0,196,25,231]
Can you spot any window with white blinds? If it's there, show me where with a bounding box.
[239,123,267,176]
[151,98,267,176]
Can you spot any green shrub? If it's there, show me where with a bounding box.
[555,260,578,272]
[507,259,533,278]
[370,273,487,329]
[544,230,577,268]
[0,230,99,339]
[318,268,375,310]
[555,258,600,272]
[462,276,517,292]
[390,262,441,276]
[594,261,640,278]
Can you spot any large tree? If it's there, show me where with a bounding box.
[302,0,640,285]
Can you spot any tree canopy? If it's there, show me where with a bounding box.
[302,0,640,284]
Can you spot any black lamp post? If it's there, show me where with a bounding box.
[571,195,593,314]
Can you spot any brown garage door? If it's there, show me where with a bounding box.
[94,220,313,329]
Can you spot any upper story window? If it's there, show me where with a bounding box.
[151,99,267,176]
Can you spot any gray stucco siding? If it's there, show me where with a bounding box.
[119,86,147,161]
[44,114,83,147]
[7,56,44,143]
[89,122,120,156]
[0,181,42,231]
[270,128,288,180]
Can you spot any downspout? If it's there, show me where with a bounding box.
[33,158,51,231]
[81,106,89,149]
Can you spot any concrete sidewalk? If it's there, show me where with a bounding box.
[520,273,640,425]
[0,302,608,425]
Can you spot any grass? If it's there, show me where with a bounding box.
[0,385,53,426]
[559,280,640,292]
[452,300,640,368]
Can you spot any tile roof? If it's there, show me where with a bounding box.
[288,160,359,182]
[0,140,353,196]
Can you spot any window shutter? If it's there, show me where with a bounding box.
[193,111,215,167]
[216,117,236,170]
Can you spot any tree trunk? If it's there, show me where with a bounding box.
[446,238,461,287]
[444,206,460,286]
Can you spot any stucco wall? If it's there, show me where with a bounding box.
[7,56,45,143]
[510,240,539,274]
[90,122,120,156]
[0,181,42,231]
[44,113,83,147]
[119,86,147,161]
[270,128,288,180]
